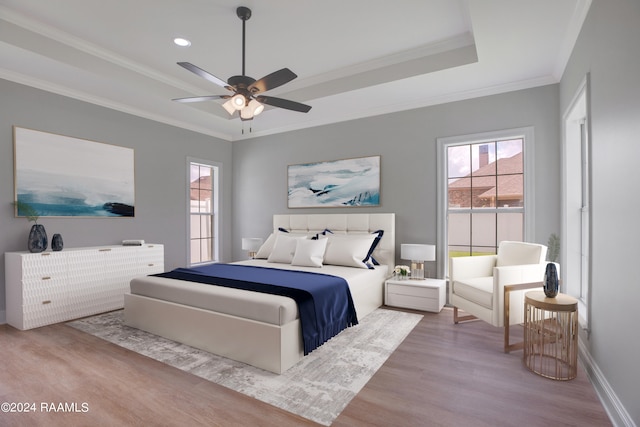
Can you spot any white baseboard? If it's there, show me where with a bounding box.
[579,339,636,427]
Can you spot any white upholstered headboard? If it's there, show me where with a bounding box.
[273,213,396,272]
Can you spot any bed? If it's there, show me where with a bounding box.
[124,213,395,374]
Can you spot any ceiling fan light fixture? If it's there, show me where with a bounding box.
[240,106,253,120]
[222,99,236,115]
[249,99,264,116]
[231,93,246,110]
[240,99,264,120]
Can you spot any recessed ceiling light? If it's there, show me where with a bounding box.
[173,37,191,47]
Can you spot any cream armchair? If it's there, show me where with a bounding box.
[449,241,555,352]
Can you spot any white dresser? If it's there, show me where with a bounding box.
[5,244,164,330]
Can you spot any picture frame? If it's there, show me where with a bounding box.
[287,155,380,208]
[13,126,135,217]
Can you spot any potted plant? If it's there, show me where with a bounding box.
[547,233,560,262]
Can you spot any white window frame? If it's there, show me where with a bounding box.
[562,74,591,332]
[187,157,221,266]
[436,127,535,279]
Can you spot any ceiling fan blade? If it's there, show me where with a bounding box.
[177,62,233,90]
[256,95,312,113]
[249,68,297,94]
[172,95,228,103]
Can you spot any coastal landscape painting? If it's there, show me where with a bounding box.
[288,155,380,208]
[13,127,135,217]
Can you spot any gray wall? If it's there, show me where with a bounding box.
[0,79,233,320]
[232,84,561,269]
[560,0,640,425]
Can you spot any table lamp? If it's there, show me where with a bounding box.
[242,237,263,259]
[401,243,436,280]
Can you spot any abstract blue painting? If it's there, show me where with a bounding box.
[288,156,380,208]
[13,127,135,217]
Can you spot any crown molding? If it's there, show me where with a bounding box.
[0,69,234,141]
[553,0,592,80]
[232,75,558,141]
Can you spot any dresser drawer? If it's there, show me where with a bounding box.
[22,276,68,305]
[21,296,70,330]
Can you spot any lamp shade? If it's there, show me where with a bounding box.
[242,237,264,252]
[231,93,246,110]
[249,99,264,116]
[222,99,236,115]
[401,244,436,261]
[240,99,264,120]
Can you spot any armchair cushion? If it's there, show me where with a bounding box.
[496,241,546,267]
[449,255,497,280]
[452,276,494,309]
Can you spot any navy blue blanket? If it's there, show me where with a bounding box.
[154,264,358,355]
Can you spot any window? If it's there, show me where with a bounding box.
[437,127,534,278]
[188,159,220,265]
[563,75,591,330]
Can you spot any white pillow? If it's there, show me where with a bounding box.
[323,234,377,269]
[291,238,328,268]
[267,234,305,264]
[255,233,276,259]
[256,231,309,259]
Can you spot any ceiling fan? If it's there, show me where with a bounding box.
[173,6,311,121]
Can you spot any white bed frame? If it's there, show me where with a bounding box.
[124,213,395,374]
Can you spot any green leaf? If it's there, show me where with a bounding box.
[12,200,39,223]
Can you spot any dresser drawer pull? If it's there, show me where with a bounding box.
[41,253,51,256]
[99,248,112,252]
[42,300,52,305]
[148,263,154,267]
[41,276,52,281]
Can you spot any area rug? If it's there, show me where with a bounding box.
[68,308,422,425]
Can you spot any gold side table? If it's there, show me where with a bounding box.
[524,291,578,380]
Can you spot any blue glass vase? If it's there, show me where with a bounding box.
[28,224,48,253]
[52,233,63,251]
[543,263,559,298]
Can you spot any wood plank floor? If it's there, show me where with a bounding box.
[0,307,611,427]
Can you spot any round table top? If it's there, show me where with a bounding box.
[525,290,578,312]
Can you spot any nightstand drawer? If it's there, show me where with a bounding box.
[386,293,442,312]
[388,283,439,299]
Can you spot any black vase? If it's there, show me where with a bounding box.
[52,233,63,251]
[543,263,559,298]
[28,224,48,253]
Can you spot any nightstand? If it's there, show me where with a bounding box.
[385,278,446,312]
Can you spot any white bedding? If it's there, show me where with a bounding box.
[125,213,395,373]
[129,259,388,326]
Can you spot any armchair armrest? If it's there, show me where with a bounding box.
[450,255,497,281]
[493,263,548,290]
[493,262,559,291]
